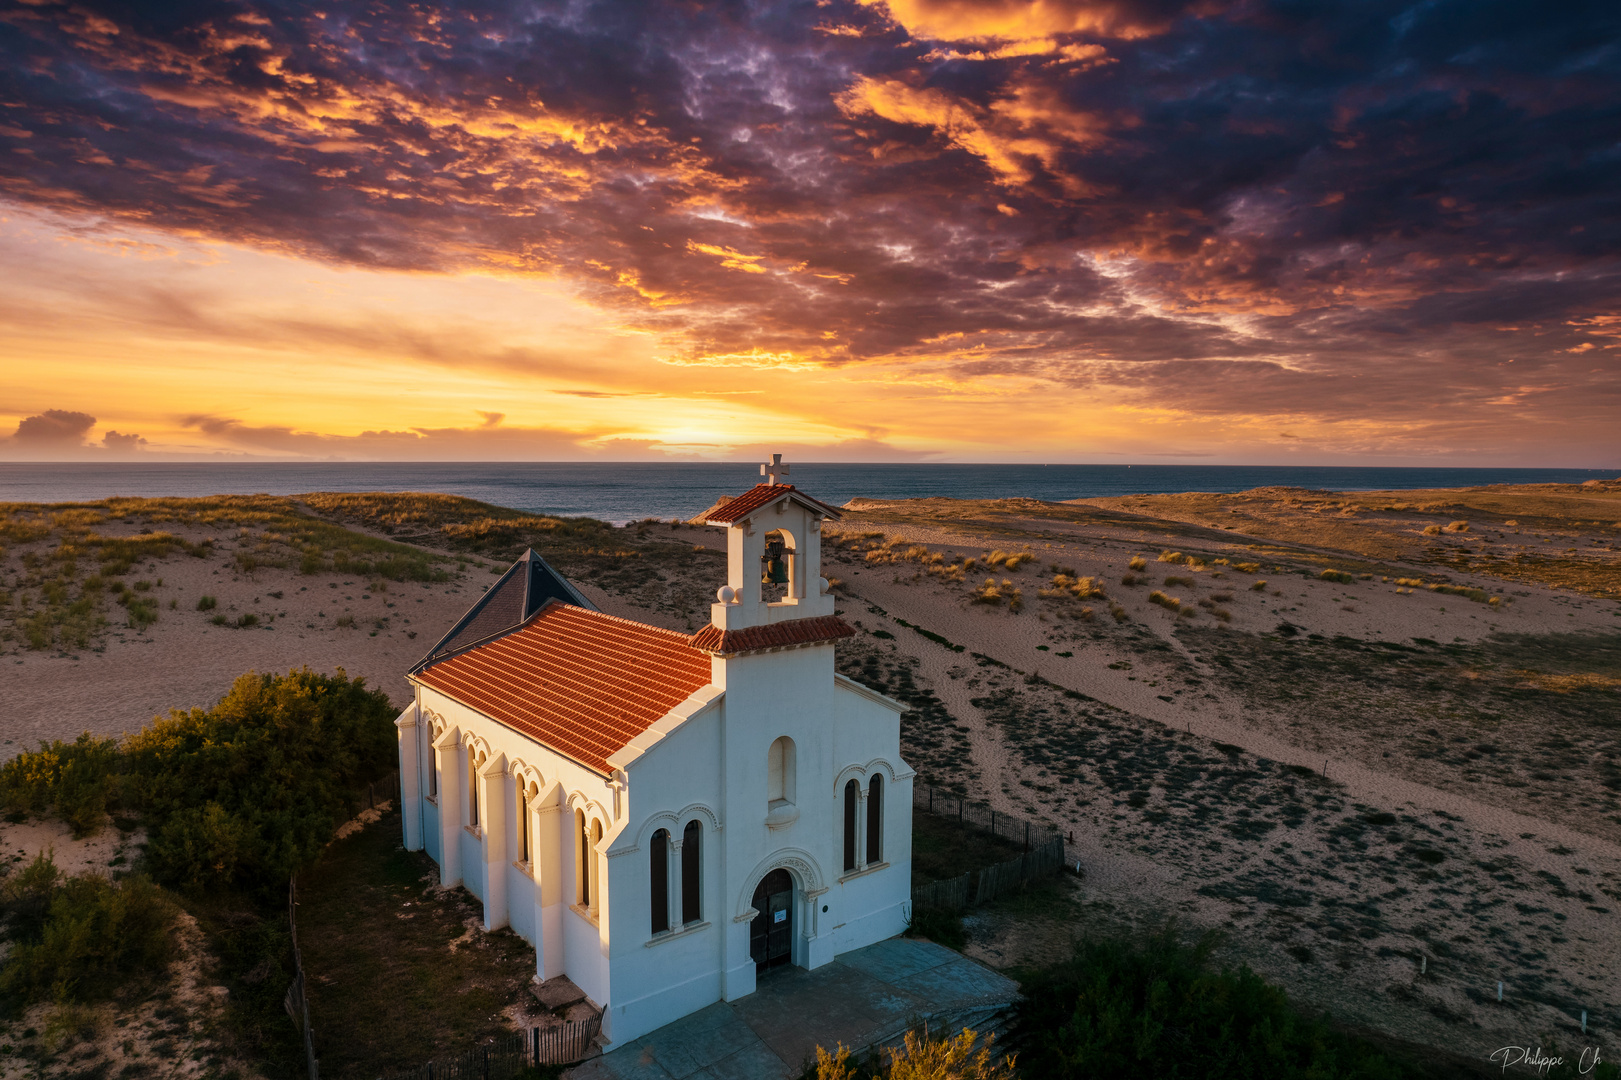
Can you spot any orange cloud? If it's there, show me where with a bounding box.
[863,0,1202,42]
[836,75,1107,195]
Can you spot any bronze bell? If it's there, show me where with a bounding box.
[761,538,790,585]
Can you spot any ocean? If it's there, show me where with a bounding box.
[0,462,1611,525]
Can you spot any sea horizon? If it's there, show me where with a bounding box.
[0,461,1613,526]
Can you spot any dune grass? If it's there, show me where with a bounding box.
[0,496,451,651]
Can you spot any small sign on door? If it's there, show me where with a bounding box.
[773,909,787,924]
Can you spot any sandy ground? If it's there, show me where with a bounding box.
[814,505,1620,1063]
[4,489,1616,1070]
[1,525,512,755]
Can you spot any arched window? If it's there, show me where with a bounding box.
[866,774,883,864]
[575,809,590,907]
[589,820,603,916]
[650,829,671,934]
[681,820,701,924]
[843,779,859,872]
[426,726,438,798]
[518,784,532,864]
[768,736,796,807]
[469,753,481,828]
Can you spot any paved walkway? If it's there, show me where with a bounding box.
[565,939,1019,1080]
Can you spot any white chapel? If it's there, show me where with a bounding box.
[394,459,913,1047]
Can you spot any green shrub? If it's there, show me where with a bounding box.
[236,612,259,628]
[197,595,217,611]
[1013,925,1417,1079]
[0,733,121,836]
[3,669,396,896]
[1318,569,1355,584]
[0,856,177,1004]
[124,668,397,893]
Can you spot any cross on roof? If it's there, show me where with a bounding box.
[760,453,790,486]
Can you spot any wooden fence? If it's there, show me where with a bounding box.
[378,1017,603,1080]
[909,783,1068,912]
[910,836,1066,912]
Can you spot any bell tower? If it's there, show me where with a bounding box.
[696,455,839,636]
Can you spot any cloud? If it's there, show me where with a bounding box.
[13,409,97,443]
[1,409,152,459]
[102,430,149,452]
[863,0,1212,41]
[0,0,1616,462]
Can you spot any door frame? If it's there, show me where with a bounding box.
[750,867,796,972]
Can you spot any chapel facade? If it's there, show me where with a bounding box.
[394,462,912,1048]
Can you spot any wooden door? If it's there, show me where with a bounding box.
[749,868,794,971]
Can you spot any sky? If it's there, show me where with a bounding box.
[1,0,1617,464]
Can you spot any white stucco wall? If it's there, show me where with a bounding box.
[397,629,912,1051]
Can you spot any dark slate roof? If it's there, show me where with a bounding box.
[411,549,596,671]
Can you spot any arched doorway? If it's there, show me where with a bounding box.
[749,868,794,972]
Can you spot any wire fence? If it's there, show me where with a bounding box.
[347,768,399,818]
[285,876,319,1080]
[911,781,1062,852]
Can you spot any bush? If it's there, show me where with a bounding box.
[125,668,398,892]
[1148,591,1180,611]
[1318,569,1355,584]
[3,669,397,895]
[197,595,217,611]
[0,856,178,1004]
[816,1027,1014,1080]
[1128,556,1147,571]
[0,733,121,836]
[1251,579,1268,591]
[1012,925,1414,1079]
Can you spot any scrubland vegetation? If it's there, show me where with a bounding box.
[0,495,451,652]
[0,668,398,1069]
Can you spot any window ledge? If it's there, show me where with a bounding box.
[465,825,483,840]
[511,860,535,879]
[765,802,800,830]
[838,860,889,884]
[424,794,438,807]
[645,920,711,947]
[569,903,600,928]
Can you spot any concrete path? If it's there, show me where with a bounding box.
[565,939,1019,1080]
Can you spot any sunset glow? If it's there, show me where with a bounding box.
[1,0,1616,464]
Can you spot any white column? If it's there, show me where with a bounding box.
[395,704,422,851]
[479,754,509,930]
[535,799,565,980]
[432,726,462,887]
[855,787,869,872]
[667,836,683,927]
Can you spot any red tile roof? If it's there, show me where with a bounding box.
[701,484,844,525]
[413,603,713,775]
[687,615,855,656]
